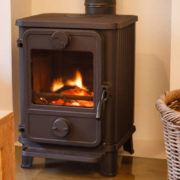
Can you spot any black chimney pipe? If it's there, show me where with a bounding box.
[85,0,116,15]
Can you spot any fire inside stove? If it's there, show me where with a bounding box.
[49,70,94,107]
[32,50,94,108]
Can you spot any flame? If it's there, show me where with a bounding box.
[51,70,87,92]
[51,78,64,92]
[66,70,87,90]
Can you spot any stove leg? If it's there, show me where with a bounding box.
[21,155,33,168]
[123,136,134,154]
[99,151,118,177]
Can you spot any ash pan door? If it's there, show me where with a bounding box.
[22,28,103,147]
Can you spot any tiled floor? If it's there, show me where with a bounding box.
[16,147,168,180]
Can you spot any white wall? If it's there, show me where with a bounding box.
[0,0,12,111]
[31,0,171,159]
[170,0,180,90]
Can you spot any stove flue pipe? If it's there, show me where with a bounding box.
[85,0,116,15]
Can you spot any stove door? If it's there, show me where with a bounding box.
[22,28,103,147]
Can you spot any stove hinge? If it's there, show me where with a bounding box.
[17,38,23,48]
[19,123,25,132]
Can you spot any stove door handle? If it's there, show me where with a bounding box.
[96,89,107,120]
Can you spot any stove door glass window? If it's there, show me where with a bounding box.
[31,50,94,108]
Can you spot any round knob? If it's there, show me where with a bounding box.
[52,118,70,137]
[51,31,70,49]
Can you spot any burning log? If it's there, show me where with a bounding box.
[34,92,93,101]
[54,85,77,93]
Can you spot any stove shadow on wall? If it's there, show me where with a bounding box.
[15,0,138,176]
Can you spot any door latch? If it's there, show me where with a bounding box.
[96,89,107,120]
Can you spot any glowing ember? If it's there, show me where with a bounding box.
[66,101,81,107]
[65,100,94,108]
[51,99,64,105]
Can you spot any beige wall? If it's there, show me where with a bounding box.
[11,0,32,140]
[32,0,84,14]
[0,0,12,111]
[170,0,180,90]
[11,0,172,158]
[118,0,171,158]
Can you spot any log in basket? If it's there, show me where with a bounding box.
[156,89,180,180]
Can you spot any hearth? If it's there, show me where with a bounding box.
[16,0,137,176]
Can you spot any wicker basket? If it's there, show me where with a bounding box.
[156,90,180,180]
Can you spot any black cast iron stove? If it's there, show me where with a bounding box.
[16,0,138,176]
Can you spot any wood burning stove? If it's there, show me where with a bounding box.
[16,0,138,176]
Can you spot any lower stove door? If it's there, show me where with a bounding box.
[26,112,101,147]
